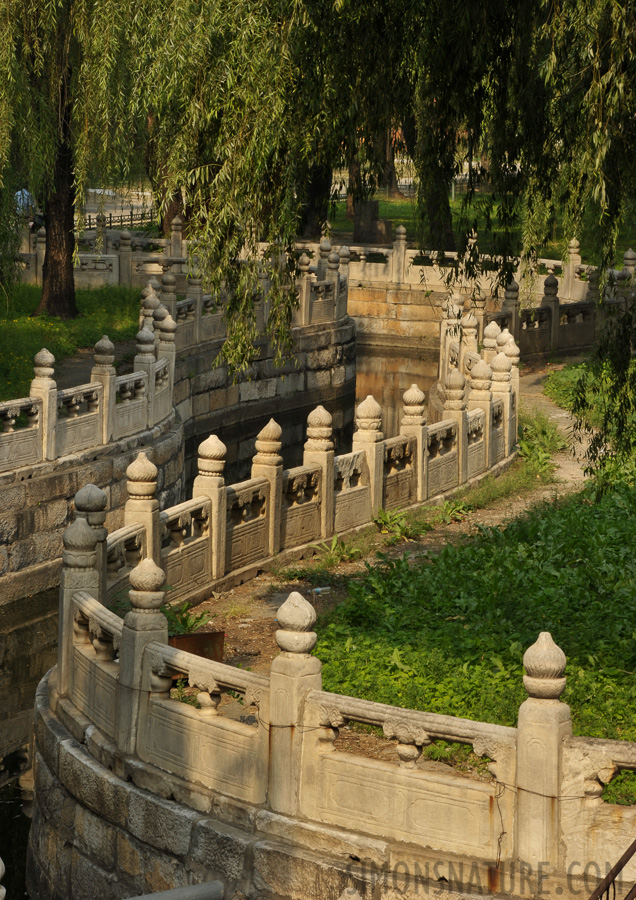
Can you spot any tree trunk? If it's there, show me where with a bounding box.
[301,162,332,239]
[426,180,456,253]
[346,160,361,220]
[36,118,78,318]
[381,131,402,199]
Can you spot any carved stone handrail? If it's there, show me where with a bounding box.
[73,590,124,641]
[308,689,516,746]
[145,640,269,700]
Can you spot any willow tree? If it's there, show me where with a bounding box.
[0,0,139,317]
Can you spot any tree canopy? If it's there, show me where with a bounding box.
[0,0,635,368]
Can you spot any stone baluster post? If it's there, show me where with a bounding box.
[482,320,501,366]
[30,349,57,460]
[438,295,462,379]
[90,335,116,443]
[502,279,520,342]
[74,484,108,605]
[161,272,178,319]
[36,227,46,284]
[327,250,341,318]
[352,395,384,515]
[297,253,312,326]
[119,229,132,286]
[157,310,177,394]
[400,385,427,501]
[491,351,514,455]
[186,272,203,302]
[153,303,168,343]
[316,237,331,280]
[467,359,493,467]
[57,516,99,699]
[116,558,168,756]
[563,239,581,300]
[496,326,512,354]
[443,369,468,484]
[391,224,407,284]
[251,419,283,556]
[268,591,322,815]
[472,293,488,342]
[459,310,479,373]
[516,632,571,871]
[542,273,560,352]
[338,246,350,317]
[187,272,204,341]
[303,406,335,538]
[140,284,160,333]
[505,335,521,447]
[170,216,183,259]
[192,435,227,580]
[623,249,636,309]
[124,452,161,566]
[133,327,156,428]
[624,248,636,279]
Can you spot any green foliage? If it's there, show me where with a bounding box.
[374,509,431,544]
[172,676,200,707]
[0,284,139,401]
[313,535,363,567]
[602,769,636,806]
[517,407,567,475]
[161,601,212,637]
[544,364,591,413]
[316,485,636,745]
[433,499,473,525]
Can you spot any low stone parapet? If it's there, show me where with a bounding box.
[28,566,636,899]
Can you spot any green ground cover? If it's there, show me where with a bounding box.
[316,485,636,754]
[0,283,140,402]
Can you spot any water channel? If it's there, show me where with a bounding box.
[0,343,437,897]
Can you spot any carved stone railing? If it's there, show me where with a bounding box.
[106,523,146,603]
[56,383,102,456]
[160,498,212,604]
[0,397,42,471]
[42,545,636,897]
[140,641,270,804]
[114,371,148,440]
[301,688,517,859]
[99,308,517,607]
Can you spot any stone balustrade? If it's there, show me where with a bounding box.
[99,313,518,607]
[29,535,636,897]
[0,328,173,476]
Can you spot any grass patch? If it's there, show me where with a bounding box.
[0,283,140,402]
[316,484,636,755]
[328,191,636,263]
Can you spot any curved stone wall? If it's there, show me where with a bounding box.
[29,671,388,900]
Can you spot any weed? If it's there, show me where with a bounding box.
[171,676,199,707]
[434,499,473,525]
[161,601,212,636]
[223,601,253,620]
[312,535,362,567]
[316,484,636,763]
[374,509,432,544]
